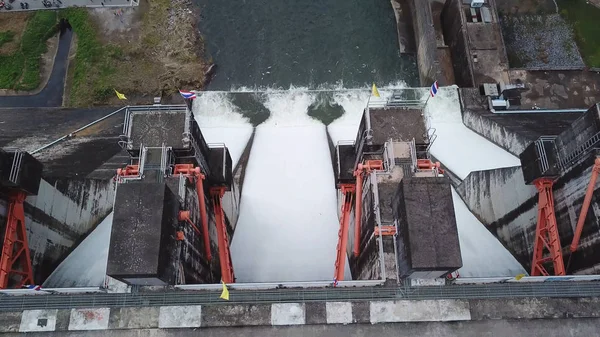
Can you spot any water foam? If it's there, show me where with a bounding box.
[425,86,521,179]
[193,92,254,168]
[231,88,352,282]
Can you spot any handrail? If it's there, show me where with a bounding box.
[31,106,128,154]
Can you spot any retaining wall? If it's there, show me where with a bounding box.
[441,0,474,87]
[409,0,444,86]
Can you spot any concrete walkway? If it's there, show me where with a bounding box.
[3,318,600,337]
[0,29,72,108]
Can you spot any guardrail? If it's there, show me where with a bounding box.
[1,282,600,311]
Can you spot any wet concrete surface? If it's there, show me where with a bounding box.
[0,106,127,179]
[0,29,72,108]
[0,107,116,147]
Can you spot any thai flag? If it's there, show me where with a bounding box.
[22,285,42,291]
[430,81,439,97]
[179,90,196,100]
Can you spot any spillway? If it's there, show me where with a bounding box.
[230,90,350,282]
[42,87,528,288]
[44,213,114,288]
[425,87,521,179]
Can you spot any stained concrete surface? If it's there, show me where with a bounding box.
[370,300,471,323]
[509,69,600,109]
[0,106,126,179]
[0,107,116,147]
[8,319,600,336]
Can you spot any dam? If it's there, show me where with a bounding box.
[2,87,527,289]
[1,0,600,334]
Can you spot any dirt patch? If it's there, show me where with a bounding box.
[0,12,31,55]
[86,0,207,105]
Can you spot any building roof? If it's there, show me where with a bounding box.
[395,177,462,270]
[370,107,428,144]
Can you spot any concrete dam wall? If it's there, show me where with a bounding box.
[458,154,600,275]
[0,177,115,283]
[457,167,537,270]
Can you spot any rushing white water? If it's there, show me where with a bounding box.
[230,89,351,282]
[44,213,114,288]
[425,86,521,179]
[192,92,254,168]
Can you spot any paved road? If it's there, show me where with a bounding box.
[0,29,72,108]
[3,319,600,337]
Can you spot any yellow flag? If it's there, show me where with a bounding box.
[220,281,229,300]
[114,89,127,100]
[515,273,525,281]
[371,83,380,97]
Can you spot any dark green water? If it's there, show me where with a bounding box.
[195,0,418,90]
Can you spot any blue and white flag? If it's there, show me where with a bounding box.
[430,81,439,97]
[22,285,42,291]
[179,90,197,100]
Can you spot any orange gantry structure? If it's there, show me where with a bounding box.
[0,191,34,289]
[174,164,212,262]
[333,160,383,283]
[531,178,565,276]
[210,187,235,284]
[172,164,234,283]
[531,157,600,276]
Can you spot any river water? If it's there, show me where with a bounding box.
[195,0,417,89]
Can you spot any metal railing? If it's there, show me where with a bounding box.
[1,282,600,311]
[409,138,417,172]
[208,143,228,181]
[336,140,355,177]
[536,138,552,174]
[7,150,23,185]
[558,131,600,170]
[32,106,128,155]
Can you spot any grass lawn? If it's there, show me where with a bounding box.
[0,31,16,49]
[58,8,121,106]
[0,11,57,90]
[559,0,600,67]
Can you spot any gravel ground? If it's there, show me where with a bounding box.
[500,14,584,68]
